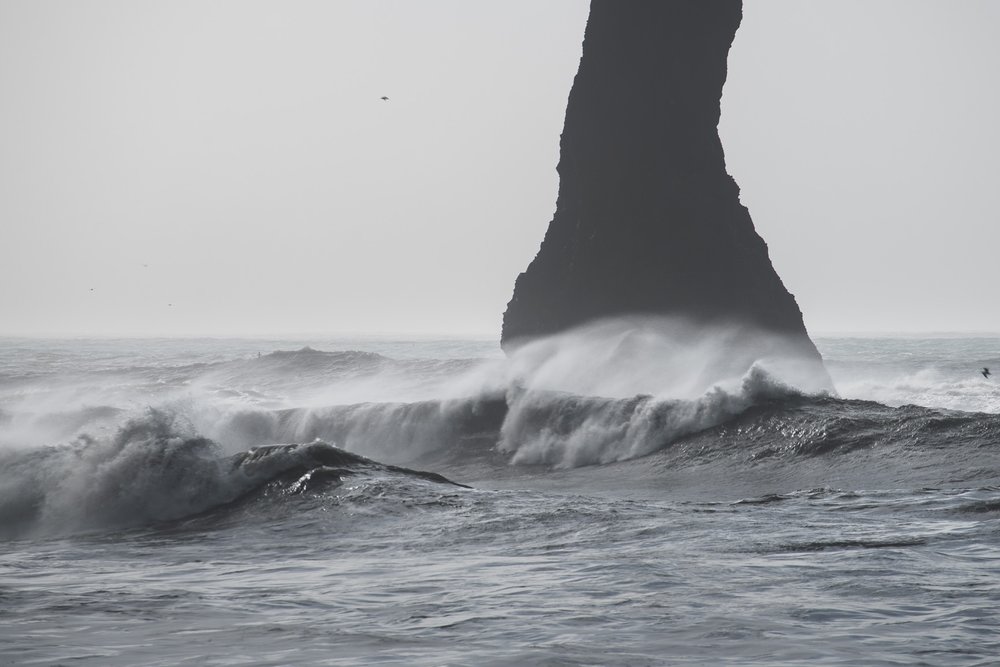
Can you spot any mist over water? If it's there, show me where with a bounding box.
[822,335,1000,413]
[2,329,999,665]
[497,318,833,468]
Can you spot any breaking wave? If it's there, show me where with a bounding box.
[0,409,466,540]
[498,364,804,468]
[5,324,1000,538]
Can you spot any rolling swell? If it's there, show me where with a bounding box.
[639,395,1000,493]
[705,397,1000,460]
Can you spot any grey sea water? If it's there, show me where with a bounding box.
[1,334,999,666]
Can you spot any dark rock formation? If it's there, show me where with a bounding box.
[502,0,824,367]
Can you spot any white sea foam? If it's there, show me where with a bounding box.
[494,317,832,468]
[499,363,803,468]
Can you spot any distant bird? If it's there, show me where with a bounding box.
[982,367,991,379]
[380,96,389,101]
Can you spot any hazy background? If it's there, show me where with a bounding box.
[2,0,998,337]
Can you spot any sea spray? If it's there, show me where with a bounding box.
[504,317,833,400]
[0,409,231,537]
[499,364,806,468]
[0,405,474,539]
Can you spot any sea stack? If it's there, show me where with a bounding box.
[502,1,824,368]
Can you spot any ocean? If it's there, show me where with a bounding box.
[1,330,998,666]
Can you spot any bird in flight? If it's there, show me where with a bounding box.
[982,367,991,379]
[380,96,389,101]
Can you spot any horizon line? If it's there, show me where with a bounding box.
[3,329,1000,341]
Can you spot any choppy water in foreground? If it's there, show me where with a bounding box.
[2,333,999,665]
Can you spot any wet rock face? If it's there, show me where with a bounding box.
[502,0,822,364]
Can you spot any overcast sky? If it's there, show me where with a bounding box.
[2,0,999,337]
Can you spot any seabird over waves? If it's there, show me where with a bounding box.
[982,367,991,379]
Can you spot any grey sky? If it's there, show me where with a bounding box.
[2,1,998,336]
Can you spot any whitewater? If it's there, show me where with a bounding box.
[2,330,999,665]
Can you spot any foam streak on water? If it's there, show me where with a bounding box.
[1,333,1000,666]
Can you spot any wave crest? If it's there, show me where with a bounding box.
[499,364,806,468]
[0,408,466,539]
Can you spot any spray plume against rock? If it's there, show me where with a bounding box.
[502,0,825,380]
